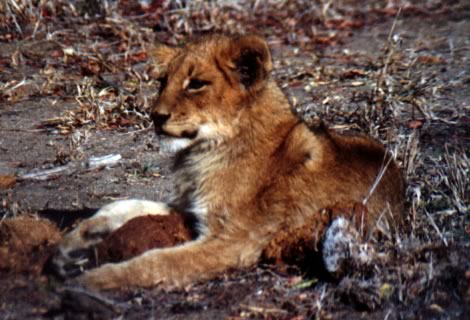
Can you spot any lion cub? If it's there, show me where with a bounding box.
[53,34,404,289]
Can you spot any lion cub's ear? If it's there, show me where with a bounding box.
[150,44,181,75]
[220,35,273,92]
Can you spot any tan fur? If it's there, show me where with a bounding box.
[54,34,404,290]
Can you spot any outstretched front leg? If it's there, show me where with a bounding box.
[78,234,262,290]
[53,199,171,277]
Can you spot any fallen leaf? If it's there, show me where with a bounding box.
[350,81,365,87]
[291,278,318,289]
[408,120,424,129]
[379,283,393,300]
[127,51,148,63]
[314,34,338,46]
[63,47,76,56]
[50,49,63,58]
[0,175,16,189]
[429,304,444,313]
[417,55,446,65]
[340,69,367,79]
[324,19,364,30]
[81,59,102,75]
[287,276,303,286]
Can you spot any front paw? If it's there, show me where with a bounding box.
[53,247,94,278]
[52,217,113,277]
[77,264,129,290]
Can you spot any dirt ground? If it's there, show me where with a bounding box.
[0,1,469,319]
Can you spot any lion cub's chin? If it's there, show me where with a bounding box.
[158,136,193,155]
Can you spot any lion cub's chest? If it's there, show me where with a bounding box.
[168,147,226,225]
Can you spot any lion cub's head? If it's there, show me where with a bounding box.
[150,34,273,153]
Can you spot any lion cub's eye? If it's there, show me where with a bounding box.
[157,76,168,93]
[157,76,167,84]
[187,79,210,91]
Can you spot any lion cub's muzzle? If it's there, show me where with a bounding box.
[152,111,171,129]
[151,111,198,139]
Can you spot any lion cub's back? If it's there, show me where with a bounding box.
[305,127,404,227]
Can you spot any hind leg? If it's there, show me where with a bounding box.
[53,199,171,277]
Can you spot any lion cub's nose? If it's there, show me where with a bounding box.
[152,112,171,127]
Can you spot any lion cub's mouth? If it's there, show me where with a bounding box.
[157,128,199,155]
[155,124,198,139]
[154,124,200,155]
[158,136,193,155]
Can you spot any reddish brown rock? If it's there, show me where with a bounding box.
[95,214,194,265]
[0,216,62,274]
